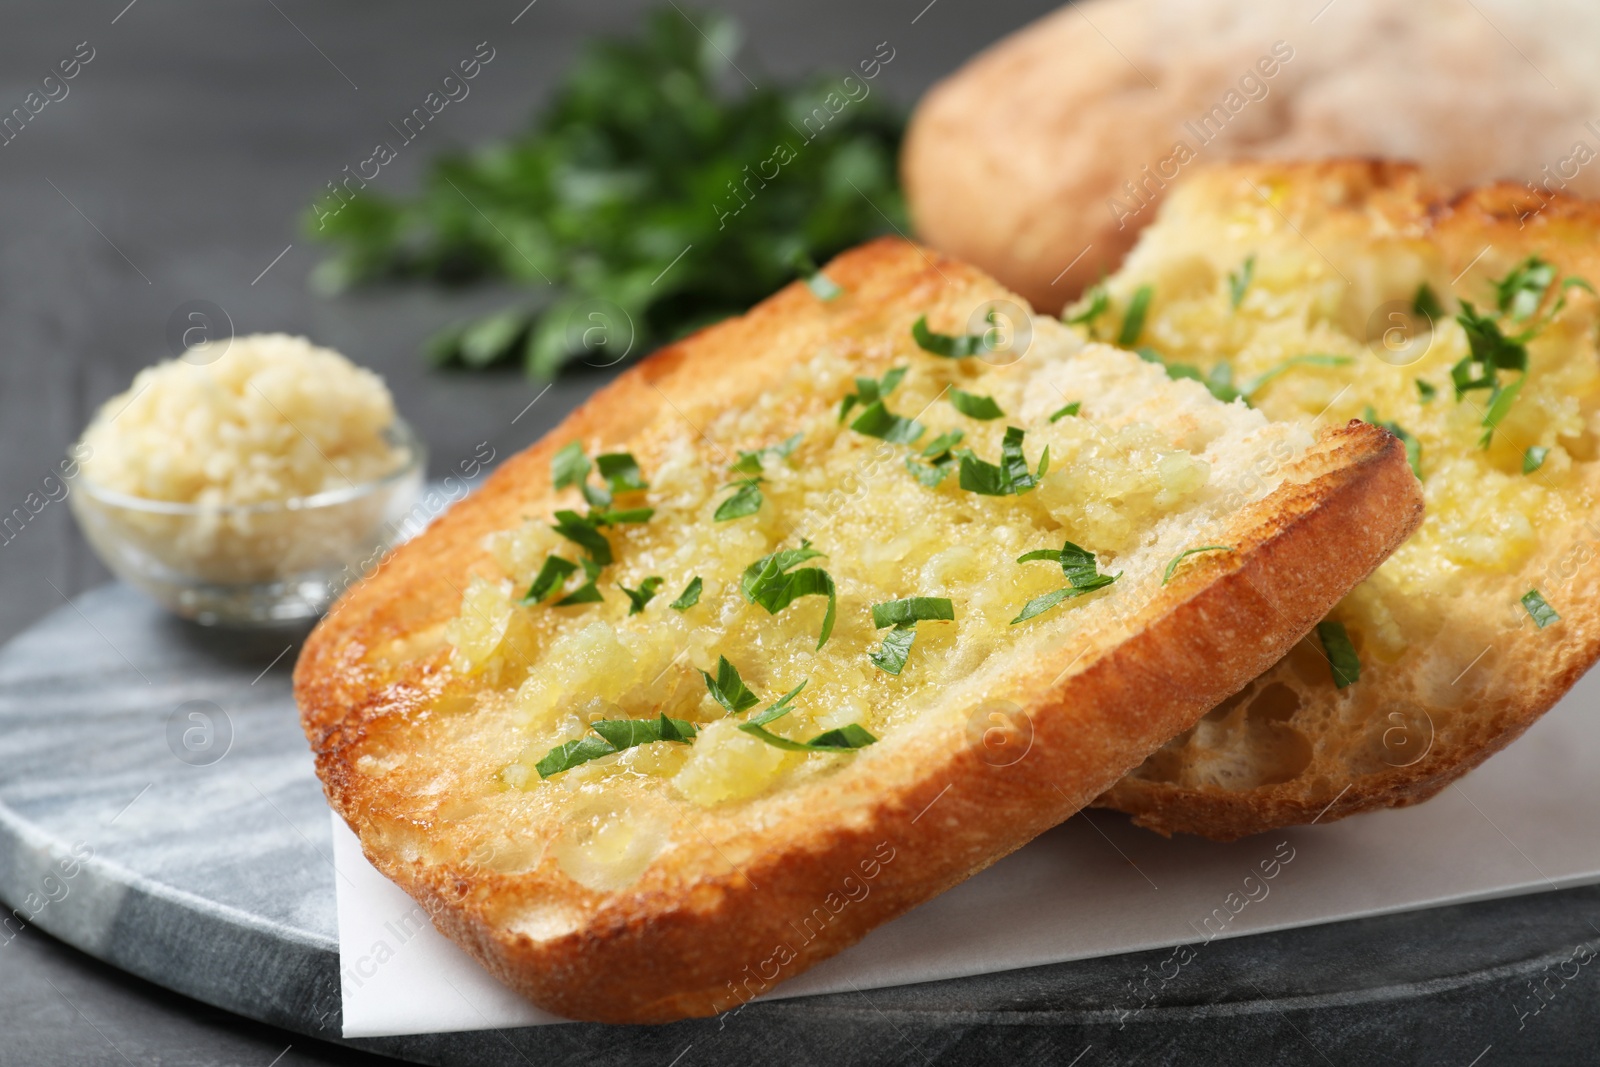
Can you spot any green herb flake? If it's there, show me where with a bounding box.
[741,542,837,648]
[1494,256,1557,322]
[1523,446,1550,474]
[1240,354,1353,399]
[742,681,808,728]
[949,388,1005,420]
[536,712,699,778]
[1065,286,1109,329]
[1161,545,1234,585]
[701,655,759,714]
[839,367,907,423]
[595,452,647,493]
[733,433,804,473]
[551,442,591,490]
[958,427,1044,496]
[793,252,843,301]
[867,624,917,675]
[1117,285,1153,347]
[1048,401,1081,422]
[911,315,992,359]
[1363,408,1423,479]
[714,478,764,521]
[850,399,925,444]
[619,576,664,615]
[870,597,955,628]
[1413,282,1445,323]
[921,429,964,457]
[1477,378,1525,449]
[1228,256,1254,310]
[1452,301,1527,399]
[1416,379,1438,403]
[551,509,613,566]
[522,555,579,604]
[1316,619,1360,688]
[1011,540,1120,623]
[740,721,877,753]
[592,506,654,525]
[670,576,703,611]
[535,736,619,778]
[1522,589,1560,628]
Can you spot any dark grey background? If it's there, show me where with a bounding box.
[0,1,1059,1063]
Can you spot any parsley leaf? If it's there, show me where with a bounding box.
[1522,589,1560,628]
[551,442,591,490]
[850,399,924,444]
[595,452,647,493]
[1228,256,1254,310]
[551,509,613,566]
[921,429,964,457]
[912,315,992,359]
[619,576,664,615]
[1065,285,1109,329]
[1117,285,1153,347]
[907,429,964,487]
[1011,540,1120,623]
[957,426,1045,496]
[732,433,803,474]
[741,542,837,648]
[1143,348,1241,403]
[522,555,579,604]
[839,367,907,423]
[1049,401,1081,421]
[1161,544,1233,584]
[793,251,843,301]
[949,388,1004,420]
[870,597,955,627]
[553,557,604,605]
[701,655,759,714]
[867,625,917,674]
[714,478,764,521]
[1316,619,1360,688]
[1452,300,1527,398]
[1415,379,1437,403]
[740,721,878,752]
[1239,354,1353,399]
[1413,282,1445,322]
[1478,378,1524,449]
[670,576,703,610]
[1523,446,1550,474]
[1495,256,1557,322]
[592,506,654,525]
[740,681,808,728]
[536,712,699,778]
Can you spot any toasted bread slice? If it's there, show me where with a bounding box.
[295,238,1420,1023]
[1087,160,1600,839]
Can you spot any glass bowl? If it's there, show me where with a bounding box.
[67,420,426,627]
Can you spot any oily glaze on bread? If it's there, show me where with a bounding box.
[295,238,1421,1022]
[903,0,1600,310]
[1091,160,1600,839]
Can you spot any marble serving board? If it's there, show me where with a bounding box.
[4,583,1600,1067]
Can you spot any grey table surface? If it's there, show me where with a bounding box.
[4,2,1600,1065]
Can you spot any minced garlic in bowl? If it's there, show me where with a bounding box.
[69,334,424,625]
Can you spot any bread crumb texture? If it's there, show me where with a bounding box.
[1088,161,1600,835]
[412,303,1307,891]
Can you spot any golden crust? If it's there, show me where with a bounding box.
[1096,159,1600,839]
[295,238,1421,1022]
[902,0,1600,311]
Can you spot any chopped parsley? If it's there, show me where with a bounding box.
[1363,408,1423,478]
[1161,544,1233,585]
[949,388,1005,420]
[1415,379,1437,403]
[701,655,759,714]
[867,597,954,675]
[552,509,613,567]
[850,399,925,444]
[1523,446,1550,474]
[669,576,703,610]
[1239,354,1353,399]
[1142,348,1240,403]
[619,576,663,615]
[1228,255,1255,310]
[551,441,590,491]
[1413,282,1445,323]
[912,315,993,359]
[1048,401,1081,421]
[1495,256,1557,322]
[1452,301,1526,398]
[1011,540,1120,623]
[1316,619,1359,688]
[729,679,878,753]
[553,558,604,605]
[552,442,649,510]
[741,542,838,648]
[535,712,699,778]
[908,429,963,487]
[731,433,802,474]
[522,555,579,604]
[596,452,648,493]
[793,251,843,301]
[1065,285,1109,329]
[839,367,907,423]
[959,426,1046,496]
[1478,378,1524,449]
[714,478,764,521]
[1522,589,1560,628]
[1117,285,1153,347]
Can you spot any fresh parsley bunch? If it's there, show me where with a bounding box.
[307,9,905,377]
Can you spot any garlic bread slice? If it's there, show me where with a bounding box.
[296,238,1420,1022]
